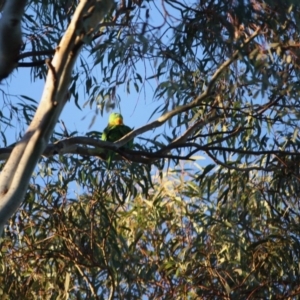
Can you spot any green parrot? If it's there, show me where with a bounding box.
[102,113,133,168]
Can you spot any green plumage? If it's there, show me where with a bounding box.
[102,124,132,144]
[102,113,133,168]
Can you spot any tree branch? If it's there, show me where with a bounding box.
[0,0,27,80]
[113,27,261,148]
[1,132,299,168]
[0,0,114,234]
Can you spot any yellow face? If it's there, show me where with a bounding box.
[109,113,124,126]
[114,117,123,125]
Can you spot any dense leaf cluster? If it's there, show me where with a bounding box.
[1,165,300,298]
[1,0,300,298]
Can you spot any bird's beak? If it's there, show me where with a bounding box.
[116,118,123,125]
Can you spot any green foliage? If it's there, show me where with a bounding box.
[2,0,300,298]
[1,166,300,298]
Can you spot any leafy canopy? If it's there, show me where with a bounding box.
[1,0,300,298]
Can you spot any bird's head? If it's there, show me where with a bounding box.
[108,113,124,126]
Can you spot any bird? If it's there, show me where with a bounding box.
[101,113,133,168]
